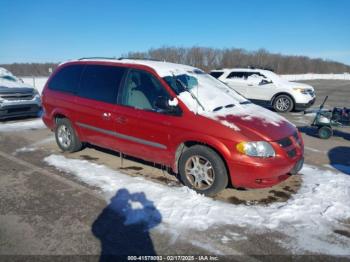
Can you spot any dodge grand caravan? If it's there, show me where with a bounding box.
[42,58,304,196]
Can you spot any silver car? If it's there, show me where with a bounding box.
[0,68,41,119]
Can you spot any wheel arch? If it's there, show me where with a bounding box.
[271,92,296,109]
[173,140,232,185]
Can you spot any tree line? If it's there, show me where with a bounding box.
[0,63,58,77]
[1,47,350,76]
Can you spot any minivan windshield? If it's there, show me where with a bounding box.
[163,70,249,113]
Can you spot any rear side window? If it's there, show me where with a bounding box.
[48,65,84,93]
[210,71,224,79]
[78,65,126,104]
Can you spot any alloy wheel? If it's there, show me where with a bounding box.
[57,125,72,148]
[184,155,215,190]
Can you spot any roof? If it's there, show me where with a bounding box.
[61,58,200,77]
[211,68,273,74]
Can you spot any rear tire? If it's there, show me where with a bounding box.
[55,118,83,152]
[273,94,294,113]
[178,145,228,196]
[318,126,333,139]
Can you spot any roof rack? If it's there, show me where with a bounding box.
[117,57,164,62]
[78,57,165,62]
[78,56,118,60]
[248,66,274,72]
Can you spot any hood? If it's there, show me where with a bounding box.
[278,80,314,91]
[0,86,35,94]
[0,78,32,89]
[204,103,296,141]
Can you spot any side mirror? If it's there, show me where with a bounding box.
[155,96,170,110]
[259,79,272,85]
[155,96,182,116]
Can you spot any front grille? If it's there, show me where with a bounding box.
[292,132,302,146]
[306,89,315,97]
[277,132,301,158]
[277,137,293,148]
[0,93,34,101]
[287,149,297,158]
[7,107,31,113]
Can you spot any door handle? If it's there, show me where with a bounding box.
[116,116,127,124]
[102,112,111,119]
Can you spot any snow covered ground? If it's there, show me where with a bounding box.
[45,154,350,255]
[282,73,350,81]
[0,119,45,132]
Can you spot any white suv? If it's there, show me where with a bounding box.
[210,68,316,112]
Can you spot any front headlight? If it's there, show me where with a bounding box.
[293,88,308,95]
[236,141,275,158]
[33,89,41,99]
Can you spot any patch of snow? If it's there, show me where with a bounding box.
[189,240,224,255]
[15,147,37,153]
[220,235,231,244]
[168,97,178,106]
[62,59,197,78]
[294,116,310,125]
[0,119,45,132]
[44,154,350,255]
[0,78,32,89]
[281,73,350,81]
[0,67,13,77]
[204,103,287,127]
[218,120,240,131]
[305,147,323,153]
[304,112,317,118]
[14,136,55,154]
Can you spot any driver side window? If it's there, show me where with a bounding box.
[119,69,170,111]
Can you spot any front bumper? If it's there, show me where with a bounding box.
[228,155,303,189]
[295,97,316,111]
[0,103,41,120]
[228,131,304,189]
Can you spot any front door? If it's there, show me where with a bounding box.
[114,69,178,165]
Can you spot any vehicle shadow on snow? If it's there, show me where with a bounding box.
[328,146,350,175]
[298,126,350,140]
[92,188,162,260]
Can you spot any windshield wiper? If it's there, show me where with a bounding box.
[240,101,251,105]
[175,78,205,112]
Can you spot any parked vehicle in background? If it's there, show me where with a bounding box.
[42,58,304,196]
[0,67,41,119]
[210,68,316,113]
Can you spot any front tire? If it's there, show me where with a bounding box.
[55,118,83,152]
[178,145,228,196]
[273,94,294,113]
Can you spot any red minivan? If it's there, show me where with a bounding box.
[42,58,304,196]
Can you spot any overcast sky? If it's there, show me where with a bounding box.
[1,0,349,65]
